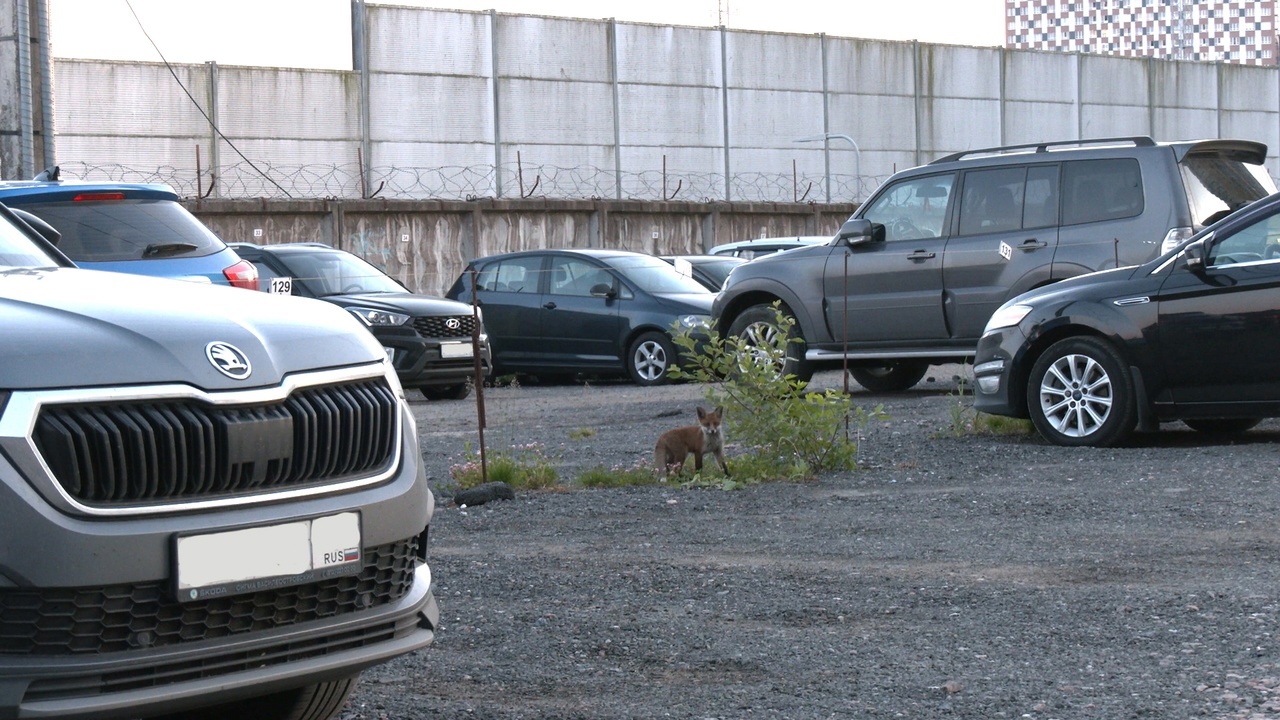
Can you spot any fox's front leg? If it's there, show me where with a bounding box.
[713,450,730,476]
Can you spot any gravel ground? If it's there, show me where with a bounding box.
[341,366,1280,720]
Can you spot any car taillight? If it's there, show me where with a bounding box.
[72,192,126,202]
[224,260,259,291]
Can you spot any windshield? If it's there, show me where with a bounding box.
[276,249,406,296]
[0,209,61,269]
[17,199,224,262]
[604,254,710,295]
[1180,154,1278,228]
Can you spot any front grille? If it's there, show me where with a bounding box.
[31,378,398,506]
[413,314,476,339]
[0,539,418,657]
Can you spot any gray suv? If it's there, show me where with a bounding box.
[0,204,436,718]
[712,136,1277,390]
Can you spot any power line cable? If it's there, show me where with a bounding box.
[122,0,292,198]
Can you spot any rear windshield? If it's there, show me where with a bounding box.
[275,250,405,296]
[17,199,224,262]
[1180,154,1278,228]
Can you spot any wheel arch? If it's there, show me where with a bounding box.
[1009,319,1150,420]
[714,283,815,340]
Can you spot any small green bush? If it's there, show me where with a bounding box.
[670,302,885,482]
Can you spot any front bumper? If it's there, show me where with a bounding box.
[0,568,437,719]
[971,328,1026,418]
[373,326,492,389]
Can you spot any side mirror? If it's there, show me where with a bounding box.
[590,282,616,298]
[836,218,885,247]
[1183,237,1207,273]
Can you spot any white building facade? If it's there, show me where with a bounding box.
[1006,0,1278,65]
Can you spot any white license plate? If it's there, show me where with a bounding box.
[175,512,361,602]
[269,276,293,295]
[440,342,473,358]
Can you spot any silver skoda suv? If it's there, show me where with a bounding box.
[0,203,436,719]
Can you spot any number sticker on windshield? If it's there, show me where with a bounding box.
[270,277,293,295]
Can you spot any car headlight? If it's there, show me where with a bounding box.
[347,307,411,326]
[677,314,711,331]
[983,303,1033,334]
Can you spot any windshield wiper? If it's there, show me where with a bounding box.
[142,242,199,258]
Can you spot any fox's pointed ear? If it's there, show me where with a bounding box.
[715,406,724,417]
[696,406,707,419]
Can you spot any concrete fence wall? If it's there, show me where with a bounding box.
[49,4,1280,206]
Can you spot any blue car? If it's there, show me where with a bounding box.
[0,173,258,289]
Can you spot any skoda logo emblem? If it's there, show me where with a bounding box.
[445,318,461,330]
[206,342,252,380]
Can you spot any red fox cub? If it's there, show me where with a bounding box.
[654,406,730,476]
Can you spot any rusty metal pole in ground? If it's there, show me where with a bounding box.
[469,267,488,482]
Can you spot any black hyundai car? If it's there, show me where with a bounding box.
[973,190,1280,447]
[232,242,491,400]
[445,249,713,385]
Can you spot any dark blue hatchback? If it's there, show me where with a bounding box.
[446,249,713,386]
[0,177,258,289]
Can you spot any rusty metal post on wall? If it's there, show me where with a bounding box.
[469,266,488,483]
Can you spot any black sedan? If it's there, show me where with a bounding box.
[231,242,491,400]
[445,249,713,385]
[973,190,1280,446]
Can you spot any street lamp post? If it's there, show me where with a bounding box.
[793,133,862,203]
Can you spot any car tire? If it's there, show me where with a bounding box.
[1183,418,1262,435]
[421,383,472,401]
[146,675,358,720]
[725,303,812,383]
[849,361,930,393]
[628,331,676,386]
[1026,336,1137,447]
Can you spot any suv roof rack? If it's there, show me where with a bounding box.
[930,136,1157,165]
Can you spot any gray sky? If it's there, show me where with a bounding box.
[49,0,1007,70]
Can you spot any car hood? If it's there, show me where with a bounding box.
[319,291,475,315]
[1012,264,1146,306]
[0,267,384,391]
[651,291,715,313]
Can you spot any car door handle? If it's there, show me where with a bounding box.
[1019,239,1048,250]
[543,302,557,310]
[907,250,937,261]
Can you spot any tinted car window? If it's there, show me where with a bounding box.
[20,199,224,261]
[860,174,955,241]
[1208,208,1280,266]
[1061,158,1144,226]
[549,257,613,296]
[959,167,1026,235]
[1023,165,1060,229]
[477,256,542,293]
[275,250,405,296]
[603,254,708,294]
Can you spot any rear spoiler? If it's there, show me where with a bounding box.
[1174,139,1267,164]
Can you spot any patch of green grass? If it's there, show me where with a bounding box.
[449,442,560,490]
[577,461,662,488]
[971,412,1034,436]
[569,427,597,440]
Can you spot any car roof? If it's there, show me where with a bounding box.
[469,248,657,263]
[230,242,336,254]
[924,136,1267,169]
[0,180,181,202]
